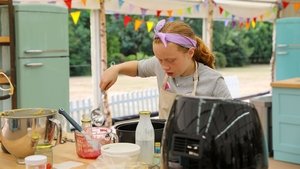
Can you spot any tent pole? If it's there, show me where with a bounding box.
[207,0,214,50]
[90,10,101,109]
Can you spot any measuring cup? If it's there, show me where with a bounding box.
[74,127,118,159]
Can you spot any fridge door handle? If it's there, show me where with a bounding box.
[24,63,44,67]
[24,50,43,54]
[277,44,287,48]
[277,51,288,55]
[24,49,68,54]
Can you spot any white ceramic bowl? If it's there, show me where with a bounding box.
[100,143,140,165]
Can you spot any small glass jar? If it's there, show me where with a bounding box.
[25,155,47,169]
[35,144,53,169]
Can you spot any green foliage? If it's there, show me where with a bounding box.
[213,21,255,67]
[214,51,227,68]
[68,13,273,76]
[245,22,273,64]
[124,52,151,61]
[69,10,91,76]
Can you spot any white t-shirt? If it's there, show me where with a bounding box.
[137,57,232,99]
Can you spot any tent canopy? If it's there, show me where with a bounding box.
[15,0,278,21]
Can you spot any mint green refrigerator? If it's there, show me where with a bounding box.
[14,4,69,112]
[275,17,300,80]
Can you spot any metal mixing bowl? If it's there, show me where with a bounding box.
[0,108,62,164]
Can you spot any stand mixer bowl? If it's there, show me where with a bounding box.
[0,108,62,164]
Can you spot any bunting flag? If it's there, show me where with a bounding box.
[245,22,250,30]
[118,0,125,8]
[282,1,289,9]
[141,8,148,19]
[64,0,72,9]
[231,15,236,28]
[239,22,244,29]
[265,10,271,17]
[246,18,250,30]
[124,15,131,27]
[224,20,229,27]
[167,10,173,17]
[294,3,300,12]
[134,19,143,31]
[272,6,278,13]
[146,21,154,32]
[224,11,230,18]
[128,4,135,12]
[186,7,192,14]
[251,18,256,28]
[156,10,162,18]
[177,9,183,16]
[195,4,200,12]
[71,11,81,25]
[259,15,264,21]
[81,0,86,6]
[219,6,223,14]
[114,13,120,20]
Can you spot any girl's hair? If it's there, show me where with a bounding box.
[153,20,215,69]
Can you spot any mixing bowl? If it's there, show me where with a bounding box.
[0,108,62,164]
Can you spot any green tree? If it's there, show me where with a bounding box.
[213,21,254,67]
[246,22,273,64]
[69,10,91,76]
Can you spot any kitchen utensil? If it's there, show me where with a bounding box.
[115,119,165,144]
[90,107,105,127]
[0,108,62,164]
[74,127,118,159]
[91,91,112,127]
[58,108,98,150]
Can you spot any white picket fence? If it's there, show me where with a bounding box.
[69,88,159,124]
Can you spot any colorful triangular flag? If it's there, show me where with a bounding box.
[177,9,183,16]
[282,1,289,9]
[71,11,81,25]
[134,19,143,31]
[219,6,223,14]
[195,4,200,12]
[118,0,125,8]
[156,10,162,18]
[167,10,173,17]
[64,0,72,9]
[294,3,300,12]
[141,8,148,19]
[186,7,192,14]
[81,0,86,6]
[146,21,154,32]
[124,15,131,27]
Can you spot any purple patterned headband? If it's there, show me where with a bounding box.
[154,19,197,48]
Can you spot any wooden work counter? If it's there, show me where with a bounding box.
[271,77,300,89]
[0,142,94,169]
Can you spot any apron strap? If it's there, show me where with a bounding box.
[191,62,199,96]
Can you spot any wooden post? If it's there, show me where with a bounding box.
[207,0,214,50]
[99,0,107,71]
[99,0,112,127]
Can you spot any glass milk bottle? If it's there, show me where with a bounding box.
[135,111,155,165]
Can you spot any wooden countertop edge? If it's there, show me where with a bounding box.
[271,78,300,89]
